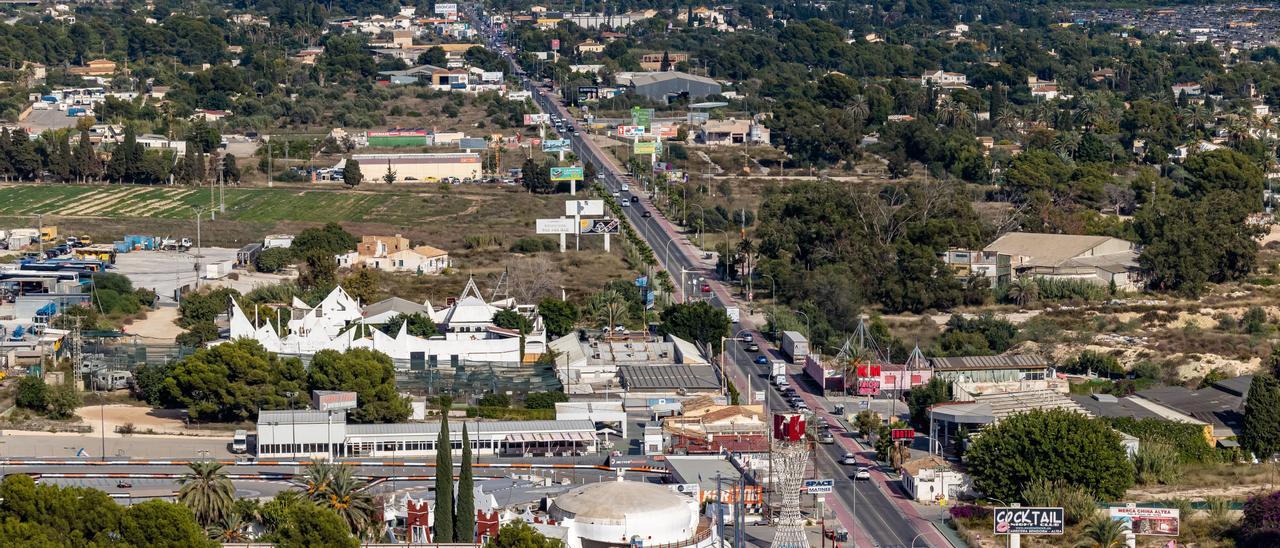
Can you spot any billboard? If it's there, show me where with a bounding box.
[1109,507,1179,537]
[890,428,916,440]
[313,390,358,411]
[617,125,645,137]
[565,200,605,216]
[434,2,458,14]
[551,38,561,50]
[457,138,488,150]
[631,106,654,129]
[536,218,576,234]
[578,86,600,101]
[523,113,551,125]
[550,166,584,181]
[481,71,504,83]
[633,141,658,154]
[994,507,1065,535]
[802,479,833,494]
[856,380,881,396]
[651,123,678,139]
[688,112,710,123]
[579,218,621,234]
[543,139,571,153]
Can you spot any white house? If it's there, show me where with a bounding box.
[920,70,967,87]
[900,455,972,503]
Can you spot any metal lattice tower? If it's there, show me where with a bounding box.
[770,440,811,548]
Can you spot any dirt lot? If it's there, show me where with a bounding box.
[73,404,229,438]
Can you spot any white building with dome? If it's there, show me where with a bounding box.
[226,277,546,365]
[546,480,717,548]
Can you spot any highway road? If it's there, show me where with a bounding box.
[469,8,947,546]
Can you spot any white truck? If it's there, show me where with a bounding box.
[781,330,810,365]
[771,360,787,378]
[723,304,740,323]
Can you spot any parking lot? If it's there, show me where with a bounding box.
[112,248,240,304]
[22,108,81,134]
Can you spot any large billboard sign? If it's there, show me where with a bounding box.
[579,218,621,234]
[536,218,576,234]
[631,106,654,129]
[856,380,881,396]
[457,138,487,150]
[523,113,551,125]
[481,71,504,82]
[1109,506,1179,537]
[616,125,645,137]
[550,166,584,181]
[565,200,604,217]
[434,3,458,14]
[633,141,658,154]
[802,479,833,494]
[542,139,571,153]
[994,507,1065,535]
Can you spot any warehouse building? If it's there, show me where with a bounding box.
[255,410,599,458]
[338,153,481,182]
[619,71,721,103]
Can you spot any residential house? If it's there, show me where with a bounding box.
[390,29,415,49]
[1030,84,1060,101]
[698,118,769,145]
[663,400,769,454]
[576,40,606,55]
[600,31,627,42]
[1172,82,1203,97]
[294,48,324,65]
[900,456,972,503]
[982,232,1140,289]
[920,70,967,87]
[193,109,231,123]
[69,58,117,77]
[335,235,451,275]
[639,52,688,71]
[940,248,1011,285]
[136,134,187,155]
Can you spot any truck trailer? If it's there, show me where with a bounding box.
[781,331,809,364]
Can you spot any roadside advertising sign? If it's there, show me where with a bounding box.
[1109,506,1180,537]
[579,218,621,234]
[543,139,571,152]
[651,123,678,139]
[994,507,1065,535]
[481,71,504,82]
[457,138,488,150]
[802,479,834,494]
[688,112,710,123]
[550,166,584,181]
[890,428,916,440]
[631,106,654,129]
[856,380,881,396]
[551,38,561,50]
[434,3,458,14]
[578,86,600,101]
[536,218,576,234]
[633,141,658,154]
[523,113,550,125]
[565,200,604,216]
[616,125,645,137]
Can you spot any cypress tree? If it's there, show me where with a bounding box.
[433,411,454,542]
[1242,375,1280,460]
[455,424,475,542]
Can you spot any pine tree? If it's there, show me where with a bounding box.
[0,128,13,181]
[1243,375,1280,460]
[660,50,672,71]
[74,129,99,183]
[49,131,72,182]
[455,424,475,542]
[9,129,39,180]
[342,158,362,188]
[433,412,455,542]
[382,159,396,184]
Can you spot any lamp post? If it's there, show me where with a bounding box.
[795,310,811,341]
[285,391,297,457]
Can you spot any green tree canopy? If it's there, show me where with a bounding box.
[382,312,437,337]
[658,301,731,351]
[965,408,1134,502]
[493,308,534,334]
[485,519,564,548]
[291,222,357,257]
[307,349,411,424]
[1242,374,1280,460]
[537,299,578,338]
[157,338,308,422]
[264,500,358,548]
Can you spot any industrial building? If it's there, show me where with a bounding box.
[618,71,722,103]
[254,410,599,459]
[338,152,481,182]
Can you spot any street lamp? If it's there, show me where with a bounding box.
[285,391,298,457]
[795,310,811,341]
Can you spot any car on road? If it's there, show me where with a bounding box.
[116,481,133,488]
[746,343,760,352]
[817,430,835,444]
[621,183,630,192]
[621,200,630,207]
[612,190,621,197]
[701,283,711,292]
[840,452,858,465]
[742,333,754,343]
[629,196,639,203]
[641,210,652,218]
[753,355,768,365]
[854,467,872,481]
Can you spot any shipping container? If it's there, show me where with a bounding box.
[781,331,809,364]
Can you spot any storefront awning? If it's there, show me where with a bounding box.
[504,431,595,443]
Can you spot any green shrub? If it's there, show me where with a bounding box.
[478,393,511,408]
[256,247,295,273]
[463,234,502,249]
[525,391,569,409]
[1060,350,1124,378]
[1033,277,1108,302]
[1106,417,1219,464]
[509,237,559,253]
[1133,442,1180,485]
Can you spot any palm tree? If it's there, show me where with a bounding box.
[299,461,339,501]
[177,461,236,527]
[846,94,869,124]
[1053,130,1082,160]
[1006,278,1039,307]
[321,470,376,536]
[207,513,250,543]
[1077,515,1130,547]
[589,290,630,328]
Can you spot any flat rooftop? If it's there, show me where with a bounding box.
[619,365,721,391]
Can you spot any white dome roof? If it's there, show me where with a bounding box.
[550,481,698,545]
